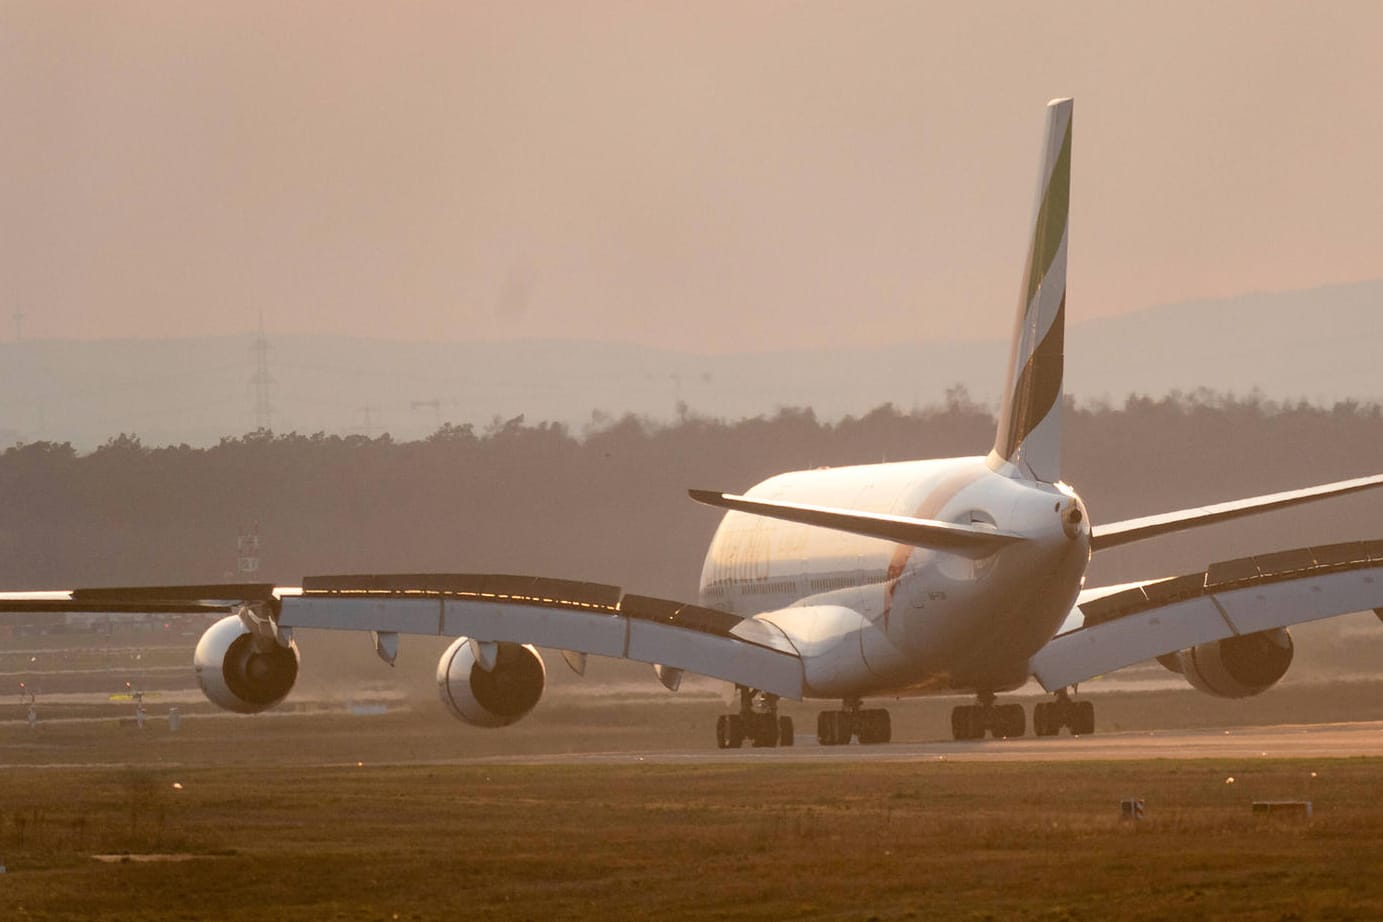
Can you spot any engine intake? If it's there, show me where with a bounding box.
[194,614,300,714]
[1176,628,1293,699]
[436,638,546,727]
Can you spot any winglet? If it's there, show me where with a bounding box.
[991,97,1072,483]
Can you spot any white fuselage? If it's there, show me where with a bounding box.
[698,457,1091,699]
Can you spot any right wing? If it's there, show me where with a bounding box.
[280,573,805,699]
[1030,538,1383,691]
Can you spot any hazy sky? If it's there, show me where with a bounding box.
[3,2,1381,352]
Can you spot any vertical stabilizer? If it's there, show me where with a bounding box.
[991,98,1071,483]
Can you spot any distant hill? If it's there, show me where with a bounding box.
[0,279,1379,449]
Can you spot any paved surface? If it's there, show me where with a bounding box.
[446,720,1383,766]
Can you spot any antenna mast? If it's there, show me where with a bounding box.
[251,314,273,432]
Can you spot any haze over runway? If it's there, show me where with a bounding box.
[3,2,1383,354]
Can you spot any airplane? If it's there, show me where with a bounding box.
[5,97,1383,747]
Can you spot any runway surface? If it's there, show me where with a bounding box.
[450,720,1383,766]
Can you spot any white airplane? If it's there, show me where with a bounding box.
[6,98,1383,747]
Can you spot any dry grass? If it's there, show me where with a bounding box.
[1,751,1380,920]
[6,665,1383,919]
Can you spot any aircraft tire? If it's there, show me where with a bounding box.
[996,703,1025,739]
[727,714,746,748]
[817,710,849,746]
[716,714,731,748]
[752,713,779,747]
[858,709,891,744]
[778,716,795,747]
[951,705,980,741]
[1073,700,1095,735]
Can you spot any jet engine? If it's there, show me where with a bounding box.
[193,614,300,714]
[436,637,546,727]
[1168,628,1294,699]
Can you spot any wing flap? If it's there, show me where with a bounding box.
[688,490,1024,557]
[1031,539,1383,691]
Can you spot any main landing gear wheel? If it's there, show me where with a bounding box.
[1033,690,1095,737]
[716,687,787,749]
[715,713,744,749]
[949,695,1026,741]
[816,700,892,745]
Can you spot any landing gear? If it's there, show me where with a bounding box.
[816,699,892,745]
[715,713,744,749]
[1033,689,1095,737]
[949,692,1026,740]
[716,687,793,749]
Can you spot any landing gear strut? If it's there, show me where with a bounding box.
[950,691,1026,740]
[1033,688,1094,737]
[716,686,794,749]
[816,698,892,745]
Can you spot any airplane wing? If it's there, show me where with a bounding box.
[279,573,805,698]
[0,583,276,615]
[0,574,805,700]
[1029,538,1383,691]
[1090,472,1383,551]
[688,490,1026,558]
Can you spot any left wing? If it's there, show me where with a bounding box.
[0,575,805,699]
[0,583,275,614]
[281,573,804,698]
[1030,538,1383,690]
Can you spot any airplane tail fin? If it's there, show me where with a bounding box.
[990,97,1072,483]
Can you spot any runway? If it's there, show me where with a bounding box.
[451,720,1383,766]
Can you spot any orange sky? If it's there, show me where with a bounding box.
[2,1,1381,351]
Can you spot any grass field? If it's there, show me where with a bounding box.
[6,643,1383,919]
[2,756,1379,921]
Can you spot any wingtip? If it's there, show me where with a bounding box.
[687,489,722,505]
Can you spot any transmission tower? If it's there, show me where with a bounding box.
[237,524,261,577]
[356,405,380,437]
[251,314,273,432]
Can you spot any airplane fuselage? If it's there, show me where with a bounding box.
[698,456,1091,699]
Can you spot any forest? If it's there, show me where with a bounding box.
[3,388,1382,600]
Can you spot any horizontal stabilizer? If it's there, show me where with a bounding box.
[1091,472,1383,552]
[688,490,1025,558]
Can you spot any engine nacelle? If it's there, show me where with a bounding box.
[193,614,300,714]
[436,638,546,728]
[1175,628,1294,699]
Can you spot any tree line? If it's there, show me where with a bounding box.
[3,389,1382,598]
